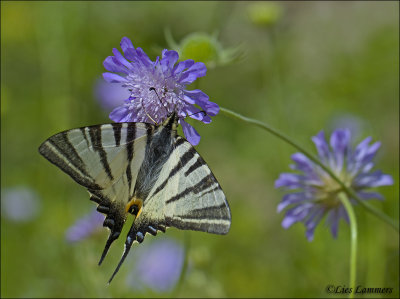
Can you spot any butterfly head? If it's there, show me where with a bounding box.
[161,111,180,131]
[148,86,207,132]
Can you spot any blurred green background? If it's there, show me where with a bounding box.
[1,1,398,298]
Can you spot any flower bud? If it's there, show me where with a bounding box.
[247,2,283,27]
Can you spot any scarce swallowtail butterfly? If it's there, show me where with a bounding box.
[38,112,231,283]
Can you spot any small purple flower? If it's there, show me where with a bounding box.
[65,209,104,243]
[275,129,393,241]
[1,186,41,222]
[102,37,219,146]
[126,238,184,293]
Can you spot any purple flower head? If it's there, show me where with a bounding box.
[103,37,220,146]
[65,209,104,243]
[275,129,393,241]
[125,238,184,293]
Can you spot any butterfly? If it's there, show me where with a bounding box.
[38,112,231,283]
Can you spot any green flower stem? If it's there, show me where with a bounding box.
[220,107,399,232]
[338,192,357,299]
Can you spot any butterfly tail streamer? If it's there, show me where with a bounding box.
[108,242,133,284]
[108,224,141,283]
[98,231,120,265]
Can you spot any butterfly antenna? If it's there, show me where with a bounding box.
[149,87,169,116]
[140,97,157,125]
[98,231,120,265]
[174,94,207,119]
[107,231,136,284]
[187,110,207,118]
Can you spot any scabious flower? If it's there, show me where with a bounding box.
[275,129,393,241]
[103,37,220,146]
[65,209,104,243]
[125,238,184,293]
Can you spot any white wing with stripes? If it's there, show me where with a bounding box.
[39,123,152,191]
[139,136,231,235]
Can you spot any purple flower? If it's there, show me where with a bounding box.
[126,238,184,293]
[102,37,219,146]
[65,209,104,243]
[275,129,393,241]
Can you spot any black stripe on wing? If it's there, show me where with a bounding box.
[184,156,204,177]
[88,125,114,181]
[49,132,90,178]
[174,136,185,147]
[177,202,230,220]
[165,172,216,204]
[112,123,122,147]
[80,127,90,148]
[125,122,136,194]
[39,139,102,190]
[127,123,155,197]
[152,145,198,197]
[197,185,222,198]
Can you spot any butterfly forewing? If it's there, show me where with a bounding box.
[39,123,151,191]
[39,122,153,252]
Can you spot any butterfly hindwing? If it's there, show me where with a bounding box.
[106,132,231,283]
[163,136,231,234]
[137,135,231,236]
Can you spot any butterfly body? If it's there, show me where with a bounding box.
[39,112,231,282]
